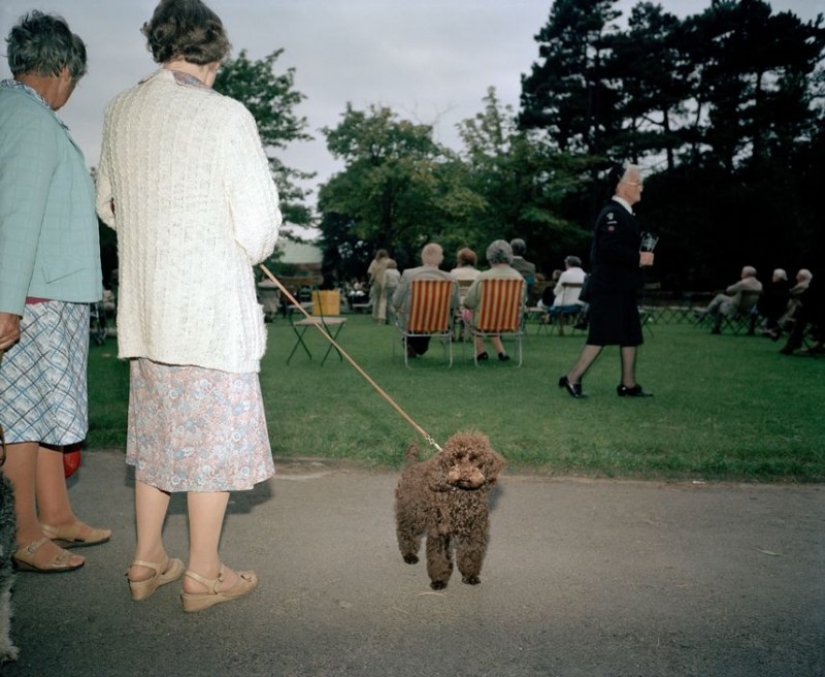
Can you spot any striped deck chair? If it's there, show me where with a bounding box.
[395,278,456,367]
[469,277,525,366]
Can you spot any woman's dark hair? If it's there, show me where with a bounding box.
[456,247,477,267]
[141,0,231,65]
[510,238,527,256]
[6,11,87,80]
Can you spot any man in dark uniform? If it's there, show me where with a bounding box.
[559,164,654,398]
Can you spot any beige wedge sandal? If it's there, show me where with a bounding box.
[180,565,258,612]
[127,557,185,601]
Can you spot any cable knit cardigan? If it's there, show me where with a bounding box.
[96,70,281,373]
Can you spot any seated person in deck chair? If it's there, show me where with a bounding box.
[463,239,526,362]
[700,266,762,334]
[545,255,587,320]
[393,243,459,358]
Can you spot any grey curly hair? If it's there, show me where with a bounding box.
[486,240,513,265]
[6,11,87,80]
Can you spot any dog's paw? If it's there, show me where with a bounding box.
[462,575,481,585]
[429,580,447,590]
[402,554,419,565]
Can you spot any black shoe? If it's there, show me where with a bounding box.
[710,328,721,335]
[476,352,489,361]
[558,375,585,398]
[498,353,510,361]
[617,384,653,397]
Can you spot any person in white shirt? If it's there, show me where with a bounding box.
[546,256,587,318]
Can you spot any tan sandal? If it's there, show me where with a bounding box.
[180,565,258,613]
[12,538,84,573]
[42,520,112,549]
[127,557,185,602]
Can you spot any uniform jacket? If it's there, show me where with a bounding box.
[589,198,644,296]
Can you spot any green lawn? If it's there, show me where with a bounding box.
[86,315,825,482]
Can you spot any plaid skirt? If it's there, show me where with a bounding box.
[127,359,275,492]
[0,301,89,445]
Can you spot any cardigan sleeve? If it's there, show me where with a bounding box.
[95,113,116,231]
[0,100,59,314]
[222,103,281,265]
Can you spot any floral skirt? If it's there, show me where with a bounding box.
[127,359,275,492]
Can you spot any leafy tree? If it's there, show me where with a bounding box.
[457,87,591,271]
[318,104,485,272]
[519,0,622,157]
[214,49,314,228]
[605,2,693,169]
[683,0,825,172]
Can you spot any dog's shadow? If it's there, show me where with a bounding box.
[488,482,505,512]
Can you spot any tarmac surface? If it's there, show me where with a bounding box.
[3,451,824,677]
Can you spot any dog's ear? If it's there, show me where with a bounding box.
[427,450,455,492]
[482,449,506,485]
[404,443,421,463]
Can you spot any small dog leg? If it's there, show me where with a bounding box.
[425,532,452,590]
[457,524,488,585]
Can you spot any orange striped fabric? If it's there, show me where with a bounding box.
[475,278,524,333]
[406,279,454,333]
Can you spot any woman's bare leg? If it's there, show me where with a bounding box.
[3,441,84,567]
[128,480,171,581]
[35,445,77,526]
[183,491,241,592]
[4,442,44,545]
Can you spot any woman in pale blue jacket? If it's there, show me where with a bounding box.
[0,11,108,574]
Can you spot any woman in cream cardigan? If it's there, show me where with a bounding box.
[96,0,281,612]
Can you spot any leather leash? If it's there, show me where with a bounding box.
[259,265,442,452]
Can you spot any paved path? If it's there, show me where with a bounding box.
[5,452,824,677]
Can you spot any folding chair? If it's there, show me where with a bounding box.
[286,290,347,365]
[455,277,476,341]
[468,278,525,366]
[394,278,456,368]
[720,292,762,335]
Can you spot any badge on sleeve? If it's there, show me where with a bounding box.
[605,211,617,232]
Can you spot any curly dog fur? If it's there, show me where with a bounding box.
[0,470,18,662]
[394,431,505,590]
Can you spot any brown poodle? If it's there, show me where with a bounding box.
[394,431,505,590]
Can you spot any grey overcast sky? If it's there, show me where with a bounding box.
[1,0,822,232]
